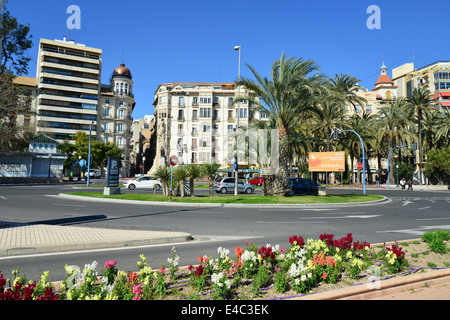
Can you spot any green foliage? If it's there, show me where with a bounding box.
[424,148,450,184]
[422,229,450,255]
[58,131,123,170]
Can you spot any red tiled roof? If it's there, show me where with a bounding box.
[374,74,393,85]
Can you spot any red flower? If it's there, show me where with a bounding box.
[289,235,305,247]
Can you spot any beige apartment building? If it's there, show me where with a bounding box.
[35,37,102,142]
[392,60,450,109]
[14,38,136,177]
[151,82,267,173]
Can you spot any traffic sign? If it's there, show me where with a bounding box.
[170,155,178,166]
[139,164,144,169]
[357,162,363,170]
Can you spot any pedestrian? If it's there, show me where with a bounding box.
[400,178,406,190]
[375,175,379,186]
[407,179,413,190]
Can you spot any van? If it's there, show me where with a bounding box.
[89,169,101,178]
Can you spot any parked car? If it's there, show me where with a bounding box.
[88,169,101,178]
[288,178,320,195]
[248,176,264,186]
[214,177,254,194]
[123,176,162,190]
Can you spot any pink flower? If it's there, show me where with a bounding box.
[104,260,117,269]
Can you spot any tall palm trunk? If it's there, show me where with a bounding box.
[417,108,424,185]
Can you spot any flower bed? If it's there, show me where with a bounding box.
[1,231,449,300]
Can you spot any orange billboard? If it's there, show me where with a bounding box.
[308,152,345,172]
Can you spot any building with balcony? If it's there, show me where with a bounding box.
[392,60,450,109]
[99,63,135,176]
[35,37,102,143]
[151,82,267,174]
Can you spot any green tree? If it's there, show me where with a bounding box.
[58,131,122,171]
[173,165,189,197]
[0,8,33,75]
[237,52,327,196]
[329,74,367,112]
[153,166,171,196]
[407,88,435,184]
[201,162,220,196]
[424,147,450,185]
[0,7,33,150]
[185,163,201,197]
[376,97,411,184]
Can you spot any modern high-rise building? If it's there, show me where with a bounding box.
[35,37,102,142]
[151,82,267,173]
[393,60,450,109]
[29,37,136,176]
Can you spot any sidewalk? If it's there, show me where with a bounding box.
[0,223,192,256]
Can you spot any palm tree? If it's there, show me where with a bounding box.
[173,165,189,197]
[434,108,450,148]
[329,74,367,112]
[185,163,201,197]
[407,88,435,184]
[153,166,171,196]
[201,162,221,196]
[376,97,411,184]
[237,52,327,196]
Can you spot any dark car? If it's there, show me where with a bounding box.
[248,176,264,186]
[288,178,320,195]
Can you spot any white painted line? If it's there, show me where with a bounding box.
[0,196,7,200]
[415,217,450,221]
[53,203,86,208]
[417,206,431,210]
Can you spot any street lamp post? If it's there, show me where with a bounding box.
[87,121,93,187]
[234,45,241,196]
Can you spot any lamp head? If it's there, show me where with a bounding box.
[234,46,240,51]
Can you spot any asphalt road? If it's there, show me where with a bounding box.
[0,182,449,283]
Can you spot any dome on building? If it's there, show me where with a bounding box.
[113,63,132,79]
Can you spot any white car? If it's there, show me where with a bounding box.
[123,176,162,191]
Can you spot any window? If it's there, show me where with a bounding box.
[105,99,110,104]
[179,97,185,107]
[200,108,211,118]
[200,96,211,104]
[228,125,234,134]
[192,97,198,106]
[192,109,198,120]
[228,110,233,119]
[104,108,110,117]
[366,105,372,113]
[118,109,124,119]
[260,111,268,119]
[239,108,248,119]
[117,123,123,132]
[178,109,184,120]
[117,137,123,146]
[386,91,391,100]
[228,97,233,106]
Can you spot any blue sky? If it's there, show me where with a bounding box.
[7,0,450,119]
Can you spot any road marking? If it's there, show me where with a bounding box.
[376,225,450,236]
[402,200,413,206]
[417,206,431,210]
[415,217,450,221]
[0,196,7,200]
[298,215,380,220]
[257,221,327,224]
[53,203,86,208]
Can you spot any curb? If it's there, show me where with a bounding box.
[56,193,388,208]
[293,268,450,300]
